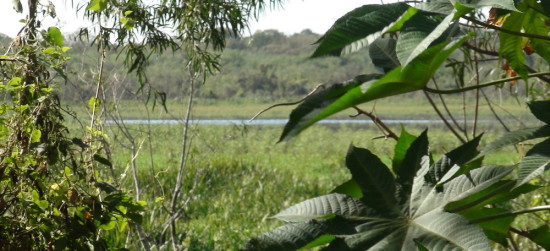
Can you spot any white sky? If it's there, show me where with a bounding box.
[0,0,385,38]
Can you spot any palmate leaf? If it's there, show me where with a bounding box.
[244,219,355,251]
[346,146,398,212]
[517,138,550,187]
[280,35,470,141]
[528,100,550,125]
[279,74,382,141]
[427,134,482,186]
[482,125,550,155]
[311,3,415,57]
[272,193,370,222]
[248,132,515,250]
[392,127,417,172]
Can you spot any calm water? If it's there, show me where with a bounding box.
[106,119,498,125]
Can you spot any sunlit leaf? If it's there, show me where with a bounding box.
[47,27,63,46]
[87,0,107,12]
[312,3,415,57]
[499,11,528,79]
[280,35,470,141]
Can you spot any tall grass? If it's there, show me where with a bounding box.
[96,121,524,250]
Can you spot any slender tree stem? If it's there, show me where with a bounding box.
[170,67,197,250]
[431,79,465,133]
[463,16,550,42]
[472,30,481,138]
[424,72,550,94]
[481,90,510,132]
[423,90,467,143]
[352,106,398,140]
[469,205,550,224]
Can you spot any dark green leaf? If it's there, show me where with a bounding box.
[396,130,429,198]
[312,3,415,57]
[516,138,550,187]
[93,154,112,167]
[428,134,482,186]
[526,225,550,250]
[72,137,89,148]
[460,207,515,246]
[279,74,382,142]
[244,220,353,251]
[392,127,417,173]
[528,100,550,125]
[331,180,362,198]
[346,146,398,211]
[94,182,118,194]
[525,11,550,65]
[272,193,369,222]
[369,37,399,72]
[482,125,550,155]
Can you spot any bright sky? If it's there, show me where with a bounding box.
[0,0,386,38]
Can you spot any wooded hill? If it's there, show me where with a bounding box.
[1,30,515,101]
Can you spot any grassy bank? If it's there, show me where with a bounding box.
[65,94,536,123]
[92,121,530,250]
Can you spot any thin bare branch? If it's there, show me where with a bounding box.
[249,84,325,121]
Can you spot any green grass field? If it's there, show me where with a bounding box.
[63,97,546,250]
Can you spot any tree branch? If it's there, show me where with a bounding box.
[351,106,398,140]
[424,72,550,94]
[463,16,550,42]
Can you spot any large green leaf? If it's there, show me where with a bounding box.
[346,146,398,212]
[280,35,470,141]
[244,219,354,251]
[250,132,514,250]
[516,138,550,187]
[482,125,550,155]
[427,134,482,186]
[396,130,429,207]
[444,180,538,213]
[525,11,550,65]
[499,11,529,79]
[272,193,370,222]
[528,100,550,125]
[392,127,417,172]
[369,37,399,72]
[526,225,550,249]
[278,74,382,141]
[311,3,416,57]
[396,10,460,66]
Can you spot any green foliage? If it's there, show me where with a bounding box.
[247,130,544,250]
[247,0,550,250]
